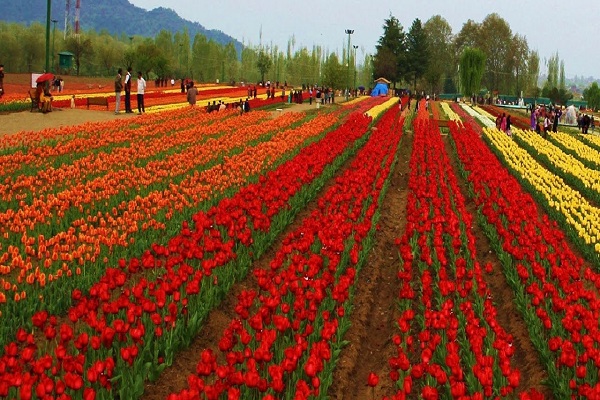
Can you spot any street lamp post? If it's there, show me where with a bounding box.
[345,29,353,100]
[51,19,58,72]
[353,45,358,96]
[45,0,52,72]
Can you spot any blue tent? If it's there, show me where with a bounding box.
[371,82,389,96]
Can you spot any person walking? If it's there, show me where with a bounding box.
[124,67,133,113]
[114,68,123,114]
[187,82,198,106]
[0,64,4,98]
[136,71,146,114]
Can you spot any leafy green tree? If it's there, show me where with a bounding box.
[525,51,540,97]
[373,47,398,84]
[373,15,406,85]
[240,45,258,83]
[256,50,272,83]
[543,52,559,92]
[22,23,45,72]
[174,29,191,78]
[478,14,512,92]
[65,35,93,76]
[0,24,23,72]
[95,34,121,75]
[507,34,529,96]
[453,20,480,60]
[543,86,572,105]
[134,39,167,78]
[459,47,486,97]
[423,15,453,94]
[406,18,429,90]
[223,42,239,83]
[321,52,345,90]
[583,82,600,111]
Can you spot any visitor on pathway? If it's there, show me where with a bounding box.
[124,67,133,113]
[244,98,250,113]
[505,115,512,136]
[114,68,123,114]
[187,82,198,106]
[0,64,4,98]
[136,71,146,114]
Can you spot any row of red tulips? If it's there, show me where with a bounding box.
[386,105,537,399]
[0,97,389,399]
[449,103,600,398]
[164,99,404,400]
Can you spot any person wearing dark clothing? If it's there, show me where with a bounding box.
[0,64,4,98]
[244,98,250,113]
[114,68,123,114]
[124,67,133,113]
[552,109,561,132]
[582,114,591,134]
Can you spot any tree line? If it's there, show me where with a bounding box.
[1,14,590,106]
[0,21,373,90]
[373,13,577,105]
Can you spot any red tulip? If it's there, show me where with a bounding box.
[367,372,379,387]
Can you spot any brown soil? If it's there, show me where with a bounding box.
[328,114,412,400]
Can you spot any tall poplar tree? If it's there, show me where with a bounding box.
[459,47,486,97]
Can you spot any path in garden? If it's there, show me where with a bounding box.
[0,107,137,136]
[328,109,412,399]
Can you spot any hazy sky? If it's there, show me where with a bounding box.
[128,0,598,78]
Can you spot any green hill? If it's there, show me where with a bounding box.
[2,0,243,53]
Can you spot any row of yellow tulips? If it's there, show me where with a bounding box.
[483,127,600,252]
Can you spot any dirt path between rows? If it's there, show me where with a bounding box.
[328,112,412,399]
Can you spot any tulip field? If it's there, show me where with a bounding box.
[1,87,600,399]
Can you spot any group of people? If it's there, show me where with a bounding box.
[52,77,65,93]
[154,77,175,88]
[529,105,562,138]
[204,99,250,114]
[114,67,146,114]
[495,113,513,136]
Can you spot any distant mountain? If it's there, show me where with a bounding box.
[2,0,243,53]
